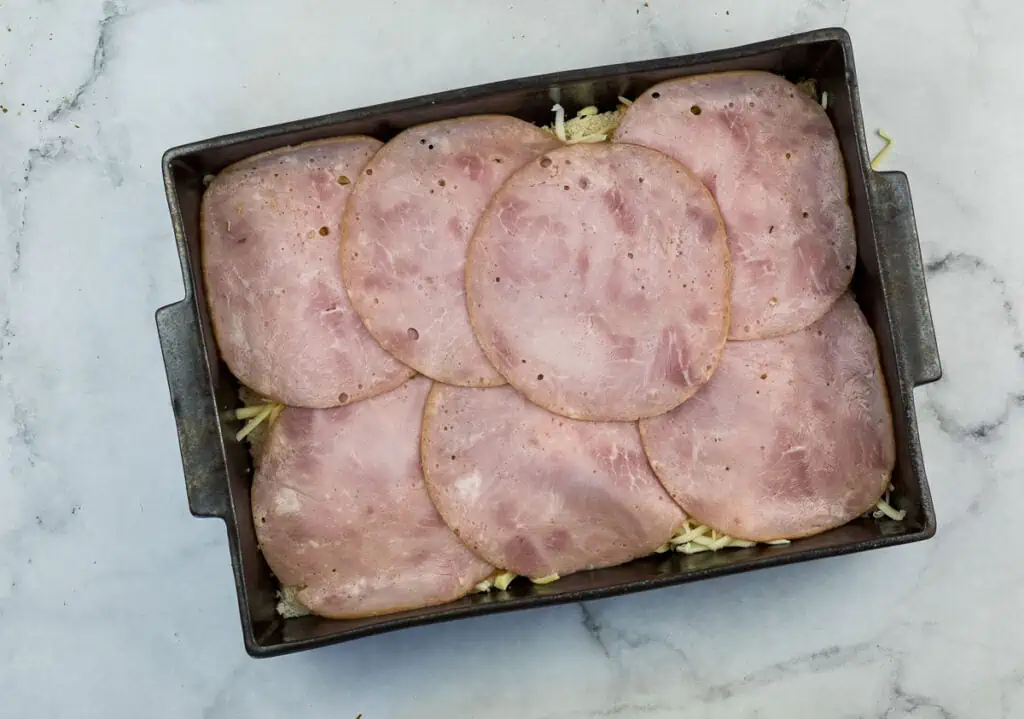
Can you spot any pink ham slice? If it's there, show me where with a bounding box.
[342,116,562,387]
[421,383,685,579]
[466,142,731,421]
[639,294,895,542]
[614,71,856,340]
[202,137,414,408]
[251,376,493,618]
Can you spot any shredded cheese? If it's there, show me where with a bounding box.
[474,492,911,596]
[475,570,519,593]
[796,78,819,101]
[493,571,517,591]
[233,392,285,443]
[873,497,907,521]
[236,404,276,441]
[545,101,629,145]
[552,103,568,142]
[869,482,905,520]
[235,404,271,420]
[678,543,711,555]
[277,586,311,618]
[478,570,556,589]
[235,387,286,457]
[821,91,829,110]
[531,573,560,585]
[669,523,709,545]
[871,129,893,169]
[617,96,633,106]
[667,518,769,555]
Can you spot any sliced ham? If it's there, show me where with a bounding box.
[639,294,894,542]
[614,71,856,340]
[342,116,562,387]
[466,142,731,421]
[251,376,493,618]
[421,383,685,579]
[202,138,414,408]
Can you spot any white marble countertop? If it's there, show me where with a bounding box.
[1,0,1019,716]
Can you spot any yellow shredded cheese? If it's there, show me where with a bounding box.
[493,571,517,591]
[668,518,763,554]
[871,129,893,169]
[479,493,904,592]
[821,91,829,110]
[565,110,622,144]
[617,95,633,106]
[678,543,711,555]
[546,102,627,145]
[235,402,282,442]
[669,523,709,545]
[873,497,907,521]
[475,570,518,593]
[235,404,272,420]
[531,573,560,585]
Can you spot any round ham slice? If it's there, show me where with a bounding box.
[252,376,493,618]
[202,137,414,408]
[466,142,731,421]
[421,383,685,579]
[342,116,562,387]
[614,71,856,340]
[639,294,894,542]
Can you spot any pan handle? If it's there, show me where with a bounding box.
[870,170,942,387]
[155,298,230,519]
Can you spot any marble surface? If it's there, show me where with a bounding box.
[1,0,1020,716]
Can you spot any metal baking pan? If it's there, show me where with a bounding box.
[156,27,941,658]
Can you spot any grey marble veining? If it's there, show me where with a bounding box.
[1,0,1021,716]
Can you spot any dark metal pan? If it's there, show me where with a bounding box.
[156,27,941,658]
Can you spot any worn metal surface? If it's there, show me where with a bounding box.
[870,171,943,386]
[155,27,941,658]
